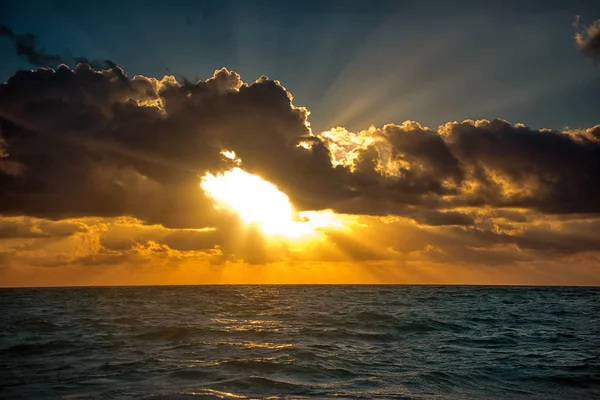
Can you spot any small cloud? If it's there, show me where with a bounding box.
[0,24,119,69]
[575,18,600,65]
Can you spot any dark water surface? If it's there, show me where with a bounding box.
[1,286,599,399]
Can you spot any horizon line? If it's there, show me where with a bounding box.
[1,283,599,289]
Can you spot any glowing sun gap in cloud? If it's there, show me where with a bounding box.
[200,151,344,239]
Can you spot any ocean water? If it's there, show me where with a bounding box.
[1,286,599,399]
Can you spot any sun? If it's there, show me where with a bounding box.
[200,150,346,238]
[201,167,299,236]
[200,156,344,238]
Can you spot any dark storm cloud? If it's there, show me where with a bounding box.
[1,63,600,234]
[329,119,600,216]
[0,64,340,228]
[576,18,600,65]
[440,120,600,213]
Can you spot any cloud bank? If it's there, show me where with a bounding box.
[0,61,599,284]
[2,64,599,224]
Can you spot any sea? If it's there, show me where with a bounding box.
[1,285,599,399]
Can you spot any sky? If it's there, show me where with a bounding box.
[1,0,600,286]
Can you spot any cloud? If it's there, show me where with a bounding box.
[326,120,600,216]
[575,18,600,65]
[0,25,64,67]
[2,63,600,226]
[0,59,599,276]
[0,216,221,268]
[0,210,599,286]
[0,217,84,239]
[439,120,600,213]
[0,64,330,228]
[414,211,475,226]
[0,24,118,71]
